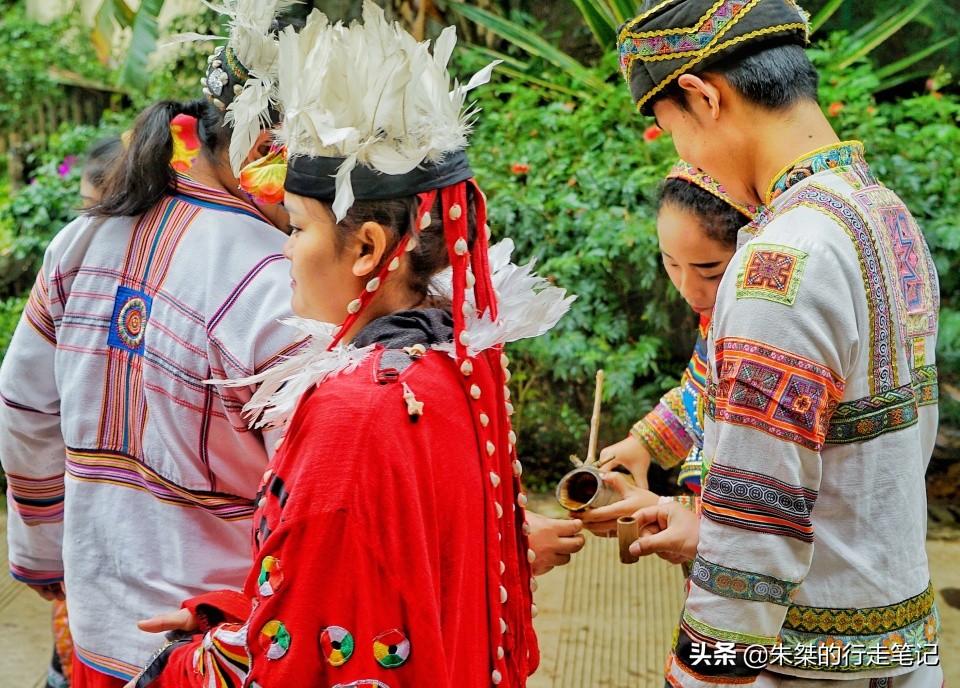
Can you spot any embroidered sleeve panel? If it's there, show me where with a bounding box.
[632,386,693,468]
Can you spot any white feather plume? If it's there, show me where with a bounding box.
[276,1,501,220]
[216,318,374,429]
[433,239,577,357]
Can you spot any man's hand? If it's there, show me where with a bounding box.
[629,501,700,565]
[575,472,659,537]
[27,582,65,601]
[597,434,651,488]
[526,511,585,576]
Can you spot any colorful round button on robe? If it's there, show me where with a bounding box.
[258,556,283,597]
[373,629,411,668]
[320,626,355,666]
[259,620,290,660]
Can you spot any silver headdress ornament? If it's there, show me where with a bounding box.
[173,0,298,174]
[275,1,500,221]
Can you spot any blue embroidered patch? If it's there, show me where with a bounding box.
[107,286,152,355]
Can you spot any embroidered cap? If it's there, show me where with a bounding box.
[618,0,810,114]
[666,160,758,219]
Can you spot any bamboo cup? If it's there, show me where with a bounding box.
[617,516,640,564]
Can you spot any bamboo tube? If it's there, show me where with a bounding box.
[585,369,604,466]
[617,516,640,564]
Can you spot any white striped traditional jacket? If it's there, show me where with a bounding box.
[0,176,298,678]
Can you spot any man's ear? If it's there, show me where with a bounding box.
[244,130,275,166]
[352,221,389,278]
[677,73,723,121]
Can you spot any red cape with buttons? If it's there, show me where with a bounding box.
[133,179,541,688]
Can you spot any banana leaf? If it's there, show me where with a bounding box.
[117,0,165,90]
[808,0,845,35]
[448,2,607,91]
[571,0,617,49]
[92,0,135,63]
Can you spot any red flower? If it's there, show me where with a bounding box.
[828,101,845,117]
[511,163,530,175]
[643,125,662,141]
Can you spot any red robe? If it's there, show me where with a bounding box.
[137,345,538,687]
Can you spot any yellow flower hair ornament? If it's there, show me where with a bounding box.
[239,146,287,205]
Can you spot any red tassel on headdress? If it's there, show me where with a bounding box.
[438,179,539,684]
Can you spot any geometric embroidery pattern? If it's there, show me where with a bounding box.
[856,186,938,340]
[107,285,153,355]
[766,142,863,203]
[712,337,845,451]
[736,243,808,306]
[690,556,800,606]
[912,365,938,407]
[825,384,919,444]
[702,463,817,543]
[784,582,934,635]
[771,185,897,395]
[616,0,808,113]
[776,591,939,674]
[632,387,693,469]
[776,609,939,673]
[619,0,750,70]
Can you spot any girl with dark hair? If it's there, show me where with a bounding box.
[0,3,299,687]
[580,162,757,536]
[128,5,572,688]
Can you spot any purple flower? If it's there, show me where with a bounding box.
[57,155,79,178]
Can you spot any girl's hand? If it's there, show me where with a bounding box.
[597,435,651,489]
[137,608,199,634]
[26,582,65,601]
[574,473,660,537]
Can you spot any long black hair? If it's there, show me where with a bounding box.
[90,99,230,218]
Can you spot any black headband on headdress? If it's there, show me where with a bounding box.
[285,150,475,202]
[618,0,809,114]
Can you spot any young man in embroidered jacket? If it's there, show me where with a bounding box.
[618,1,941,686]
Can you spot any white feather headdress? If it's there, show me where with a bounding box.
[276,1,499,220]
[176,0,298,173]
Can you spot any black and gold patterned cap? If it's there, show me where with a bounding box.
[618,0,810,114]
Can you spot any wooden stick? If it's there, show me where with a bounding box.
[585,369,604,466]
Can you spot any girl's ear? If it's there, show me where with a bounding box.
[352,221,389,278]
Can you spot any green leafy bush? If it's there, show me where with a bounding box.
[0,5,114,134]
[0,117,133,298]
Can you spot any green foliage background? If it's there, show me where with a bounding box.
[0,1,958,494]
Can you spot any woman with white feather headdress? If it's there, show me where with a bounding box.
[128,4,573,688]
